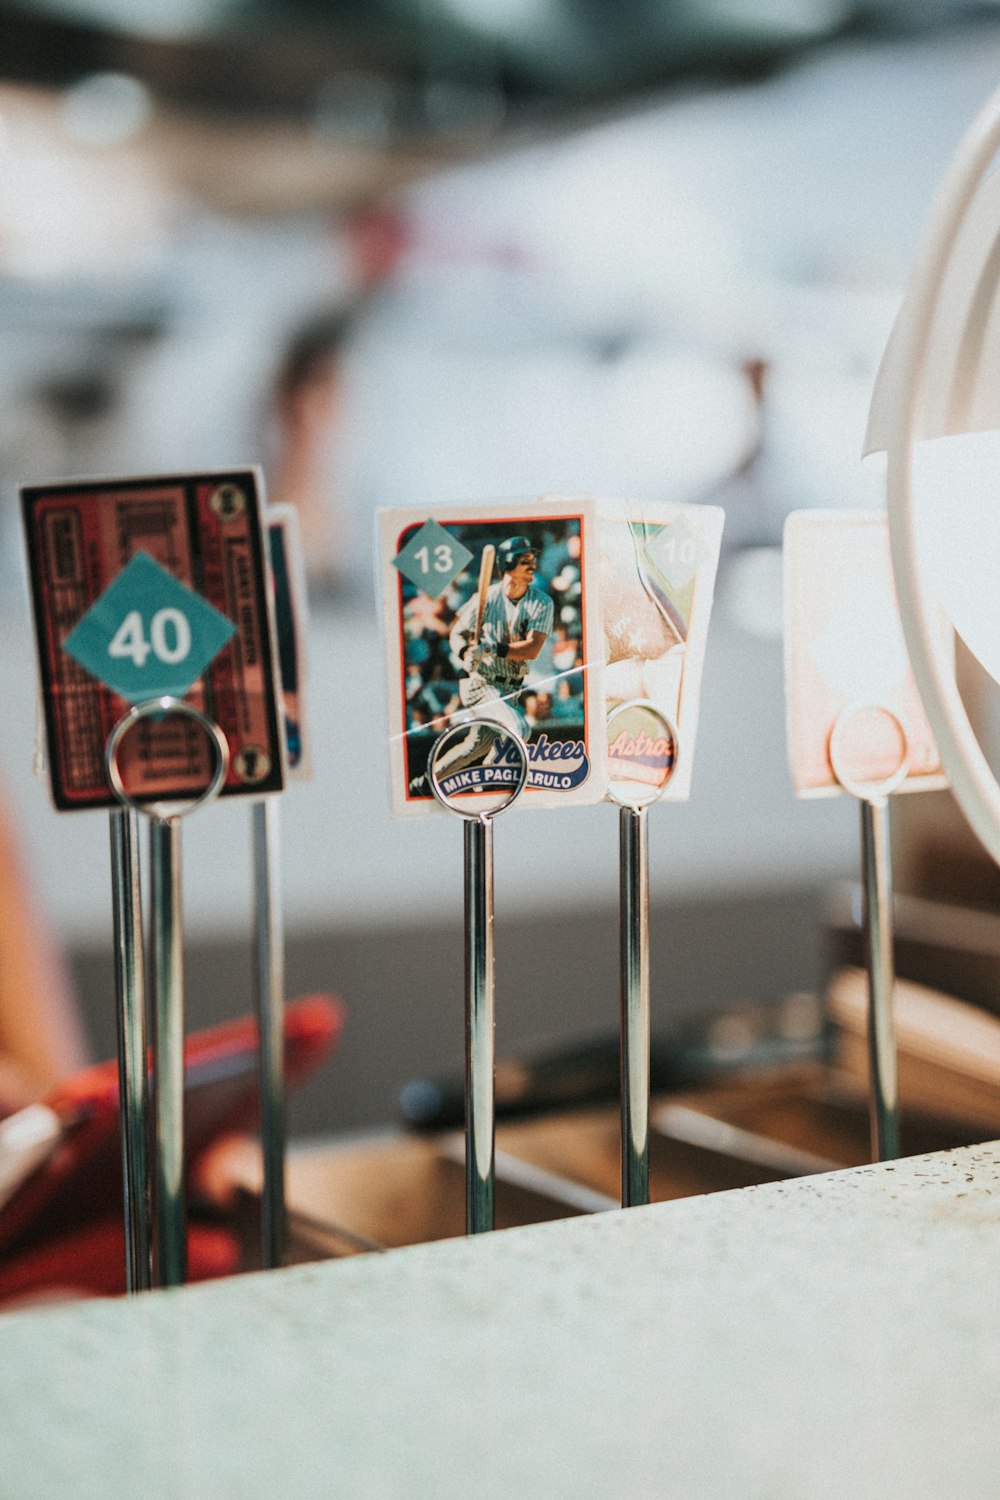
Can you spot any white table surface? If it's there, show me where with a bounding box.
[4,1144,1000,1499]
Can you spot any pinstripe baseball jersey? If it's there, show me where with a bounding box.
[451,581,554,691]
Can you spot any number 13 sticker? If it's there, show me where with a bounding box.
[391,518,474,598]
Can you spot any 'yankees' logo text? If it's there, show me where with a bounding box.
[494,733,591,790]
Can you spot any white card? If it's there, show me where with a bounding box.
[596,499,724,802]
[784,510,949,798]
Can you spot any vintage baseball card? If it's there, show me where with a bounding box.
[22,470,285,812]
[267,505,312,781]
[380,498,605,816]
[597,498,724,802]
[783,509,949,798]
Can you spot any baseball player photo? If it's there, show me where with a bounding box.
[380,499,606,817]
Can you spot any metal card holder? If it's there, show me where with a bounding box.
[252,796,286,1270]
[605,700,679,1207]
[105,696,229,1288]
[427,718,529,1234]
[108,806,152,1293]
[828,703,910,1162]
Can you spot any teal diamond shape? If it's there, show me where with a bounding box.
[644,517,711,592]
[392,519,473,598]
[63,551,236,704]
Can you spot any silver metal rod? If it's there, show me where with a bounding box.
[860,797,900,1162]
[620,805,650,1207]
[252,798,286,1270]
[464,816,495,1234]
[150,815,186,1287]
[109,808,152,1293]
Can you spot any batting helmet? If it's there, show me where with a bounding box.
[497,536,537,573]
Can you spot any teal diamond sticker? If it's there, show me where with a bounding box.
[63,551,236,703]
[392,520,473,598]
[644,517,711,592]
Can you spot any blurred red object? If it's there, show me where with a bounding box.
[0,1220,240,1306]
[0,994,343,1304]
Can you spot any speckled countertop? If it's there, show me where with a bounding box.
[4,1145,1000,1499]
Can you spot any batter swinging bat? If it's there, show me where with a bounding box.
[471,544,496,646]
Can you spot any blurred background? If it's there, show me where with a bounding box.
[2,0,1000,1133]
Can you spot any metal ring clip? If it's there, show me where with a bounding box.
[828,704,909,805]
[428,717,529,822]
[105,696,230,822]
[605,699,679,813]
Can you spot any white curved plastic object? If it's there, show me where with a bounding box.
[881,82,1000,867]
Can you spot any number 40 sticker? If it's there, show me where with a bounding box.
[109,608,192,669]
[63,552,237,703]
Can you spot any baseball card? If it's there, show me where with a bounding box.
[380,498,605,816]
[267,505,312,781]
[597,499,724,802]
[783,509,949,798]
[22,470,285,812]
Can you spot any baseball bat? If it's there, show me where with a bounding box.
[471,544,496,647]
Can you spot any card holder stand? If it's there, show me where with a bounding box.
[251,796,286,1272]
[605,700,679,1208]
[828,704,910,1162]
[426,719,530,1236]
[107,806,151,1292]
[105,696,229,1290]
